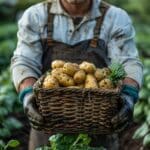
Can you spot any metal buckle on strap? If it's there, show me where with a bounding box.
[47,38,54,46]
[90,38,98,48]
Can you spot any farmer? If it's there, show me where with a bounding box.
[11,0,143,149]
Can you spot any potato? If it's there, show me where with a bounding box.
[43,75,59,89]
[57,73,75,87]
[99,78,114,89]
[85,74,98,88]
[102,68,111,77]
[51,68,64,79]
[73,70,86,84]
[51,60,65,69]
[94,68,111,81]
[63,62,79,76]
[79,61,96,74]
[94,68,105,81]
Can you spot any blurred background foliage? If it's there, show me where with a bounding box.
[0,0,149,148]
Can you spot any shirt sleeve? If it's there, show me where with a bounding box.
[107,8,143,88]
[10,6,43,91]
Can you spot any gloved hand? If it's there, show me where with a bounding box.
[111,84,139,133]
[111,93,134,133]
[23,92,44,130]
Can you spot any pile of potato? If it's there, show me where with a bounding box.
[42,60,115,89]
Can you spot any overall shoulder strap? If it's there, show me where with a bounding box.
[90,1,110,48]
[47,1,54,41]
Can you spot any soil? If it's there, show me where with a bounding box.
[6,114,150,150]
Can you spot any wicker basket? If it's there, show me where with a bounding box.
[33,75,122,134]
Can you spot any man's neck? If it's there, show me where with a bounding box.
[60,0,92,17]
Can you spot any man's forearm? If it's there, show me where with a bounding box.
[123,77,139,89]
[19,77,37,92]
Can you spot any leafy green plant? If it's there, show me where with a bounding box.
[36,134,105,150]
[0,23,17,40]
[0,39,16,72]
[0,139,20,150]
[0,68,23,141]
[0,23,17,72]
[133,59,150,147]
[108,62,126,86]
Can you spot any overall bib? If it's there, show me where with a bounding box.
[29,1,119,150]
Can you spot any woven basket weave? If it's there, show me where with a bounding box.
[33,75,122,134]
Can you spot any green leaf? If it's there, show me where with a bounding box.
[143,133,150,147]
[0,107,8,118]
[133,102,144,119]
[133,123,149,139]
[2,117,23,130]
[0,24,17,40]
[0,146,4,150]
[0,140,5,147]
[144,105,150,116]
[147,83,150,90]
[0,128,11,138]
[145,74,150,82]
[144,59,150,67]
[139,88,150,99]
[5,140,20,148]
[146,113,150,126]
